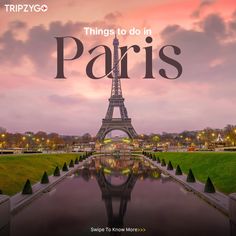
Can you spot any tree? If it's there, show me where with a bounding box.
[152,135,160,147]
[69,160,74,167]
[41,171,49,184]
[224,124,236,146]
[0,127,6,133]
[175,165,182,175]
[54,166,60,176]
[167,161,173,170]
[81,133,92,143]
[22,179,33,194]
[187,169,195,182]
[48,133,65,150]
[62,162,68,171]
[204,177,215,193]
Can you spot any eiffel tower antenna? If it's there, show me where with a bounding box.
[96,36,138,140]
[111,34,122,97]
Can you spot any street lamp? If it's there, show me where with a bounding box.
[45,139,50,152]
[21,136,26,150]
[197,135,201,148]
[1,134,6,154]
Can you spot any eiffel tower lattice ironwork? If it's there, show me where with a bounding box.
[96,36,138,140]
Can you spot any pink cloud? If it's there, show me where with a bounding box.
[0,0,236,135]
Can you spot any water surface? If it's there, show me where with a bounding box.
[10,156,230,236]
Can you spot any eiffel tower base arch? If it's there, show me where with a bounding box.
[96,118,137,140]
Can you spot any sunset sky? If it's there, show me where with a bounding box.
[0,0,236,135]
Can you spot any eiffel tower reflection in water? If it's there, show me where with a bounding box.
[79,155,161,235]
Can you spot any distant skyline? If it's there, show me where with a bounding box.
[0,124,233,137]
[0,0,236,135]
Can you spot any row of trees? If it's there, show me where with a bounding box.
[138,124,236,147]
[1,124,236,150]
[0,128,94,150]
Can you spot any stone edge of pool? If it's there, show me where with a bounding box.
[142,155,236,214]
[143,155,229,214]
[142,155,236,232]
[7,153,106,214]
[9,155,94,215]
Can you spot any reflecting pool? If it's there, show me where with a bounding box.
[10,155,230,236]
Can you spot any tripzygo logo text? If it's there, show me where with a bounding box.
[4,4,48,13]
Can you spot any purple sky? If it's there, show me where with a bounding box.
[0,0,236,135]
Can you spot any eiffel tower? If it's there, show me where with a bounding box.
[96,36,138,140]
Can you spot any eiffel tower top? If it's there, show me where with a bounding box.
[111,35,122,98]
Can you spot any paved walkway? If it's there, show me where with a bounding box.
[144,156,229,215]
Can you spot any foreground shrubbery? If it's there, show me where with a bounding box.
[142,151,234,194]
[0,153,84,195]
[151,152,236,194]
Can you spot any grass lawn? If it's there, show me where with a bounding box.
[1,152,235,196]
[153,152,236,194]
[0,153,82,196]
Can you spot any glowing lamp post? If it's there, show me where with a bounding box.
[1,134,6,154]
